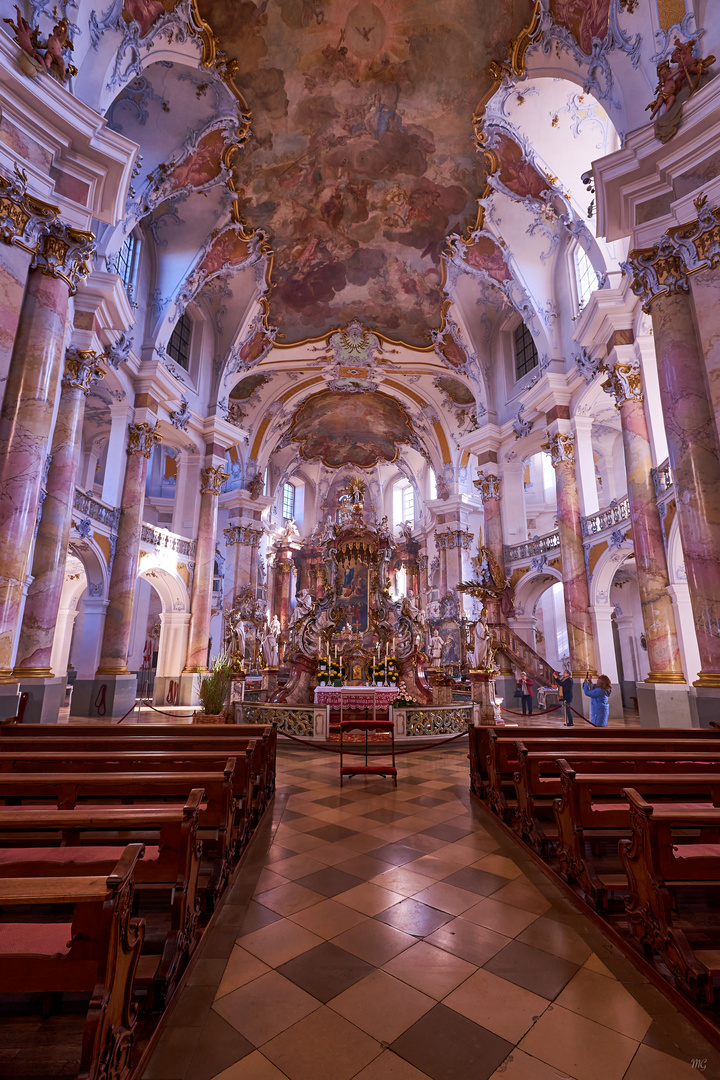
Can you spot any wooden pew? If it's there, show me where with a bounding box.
[484,733,720,820]
[0,843,145,1080]
[512,743,720,852]
[0,794,203,1009]
[0,746,258,847]
[620,789,720,1004]
[553,762,720,909]
[0,727,277,817]
[469,725,718,800]
[0,767,236,907]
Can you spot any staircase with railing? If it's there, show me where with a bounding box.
[490,620,557,687]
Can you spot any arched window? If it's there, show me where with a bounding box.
[514,321,538,380]
[167,312,192,370]
[574,244,596,314]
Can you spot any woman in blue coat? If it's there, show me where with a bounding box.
[582,675,612,727]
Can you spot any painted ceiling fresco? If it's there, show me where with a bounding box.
[548,0,612,56]
[195,0,533,347]
[287,389,417,468]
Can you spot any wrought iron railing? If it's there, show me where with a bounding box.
[140,524,197,559]
[395,705,472,736]
[239,702,326,738]
[73,489,120,530]
[493,623,556,686]
[503,531,560,563]
[580,497,630,538]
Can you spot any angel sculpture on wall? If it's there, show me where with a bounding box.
[646,37,715,141]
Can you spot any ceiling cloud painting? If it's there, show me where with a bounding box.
[197,0,532,347]
[287,389,417,468]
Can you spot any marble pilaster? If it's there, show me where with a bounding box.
[544,431,597,679]
[14,350,104,676]
[0,216,94,679]
[96,422,162,675]
[603,356,685,683]
[184,464,229,672]
[474,472,505,623]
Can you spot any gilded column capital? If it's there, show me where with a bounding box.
[127,421,162,457]
[200,464,230,495]
[622,192,720,311]
[603,358,643,408]
[224,524,262,546]
[0,169,58,254]
[474,472,501,502]
[542,431,575,469]
[33,220,95,295]
[62,348,104,396]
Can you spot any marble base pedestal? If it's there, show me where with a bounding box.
[70,674,137,720]
[17,675,65,723]
[0,681,21,721]
[152,676,182,708]
[426,668,453,706]
[636,682,693,728]
[177,672,203,706]
[690,686,720,729]
[468,671,499,726]
[262,667,278,693]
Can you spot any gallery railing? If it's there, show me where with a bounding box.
[140,524,197,559]
[73,488,120,530]
[580,497,631,539]
[503,531,560,564]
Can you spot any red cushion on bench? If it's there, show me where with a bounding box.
[0,922,72,956]
[673,844,720,859]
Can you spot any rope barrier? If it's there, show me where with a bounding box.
[276,727,469,755]
[498,703,563,718]
[139,697,198,720]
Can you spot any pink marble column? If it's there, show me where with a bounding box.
[650,290,720,683]
[434,535,448,596]
[184,464,228,672]
[546,432,598,677]
[96,423,162,675]
[275,553,294,632]
[14,350,104,675]
[604,357,684,682]
[0,271,75,676]
[690,266,720,450]
[0,243,32,388]
[475,473,506,624]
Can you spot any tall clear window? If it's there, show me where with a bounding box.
[115,233,138,294]
[574,244,596,314]
[282,481,295,521]
[514,321,538,380]
[393,481,414,527]
[167,313,192,370]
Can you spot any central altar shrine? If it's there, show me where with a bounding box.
[269,477,433,706]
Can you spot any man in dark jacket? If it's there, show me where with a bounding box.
[558,669,574,726]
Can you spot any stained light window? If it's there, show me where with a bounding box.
[115,233,137,293]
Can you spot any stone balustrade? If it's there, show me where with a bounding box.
[503,531,560,564]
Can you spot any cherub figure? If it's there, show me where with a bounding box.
[41,17,76,82]
[4,6,42,64]
[646,61,679,118]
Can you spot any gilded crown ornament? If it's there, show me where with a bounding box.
[63,348,104,396]
[200,464,230,495]
[542,431,575,469]
[127,421,162,458]
[603,359,643,407]
[474,473,501,502]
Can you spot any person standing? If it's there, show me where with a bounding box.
[516,670,535,716]
[583,674,612,727]
[558,669,574,726]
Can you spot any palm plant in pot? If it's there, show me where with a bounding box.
[194,653,233,724]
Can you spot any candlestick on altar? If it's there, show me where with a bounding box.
[334,644,337,658]
[385,641,389,657]
[384,657,388,686]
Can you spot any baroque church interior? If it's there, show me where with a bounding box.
[2,0,720,1077]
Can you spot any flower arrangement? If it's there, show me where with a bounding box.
[391,680,418,708]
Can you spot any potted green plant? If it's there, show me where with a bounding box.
[194,653,233,724]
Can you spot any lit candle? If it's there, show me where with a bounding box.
[385,641,389,657]
[334,645,337,658]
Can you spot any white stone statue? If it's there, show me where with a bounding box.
[473,612,489,670]
[289,588,313,626]
[270,613,281,638]
[261,628,279,667]
[430,629,444,663]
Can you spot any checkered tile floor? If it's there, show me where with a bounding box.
[144,742,720,1080]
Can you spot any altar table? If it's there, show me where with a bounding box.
[314,686,396,712]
